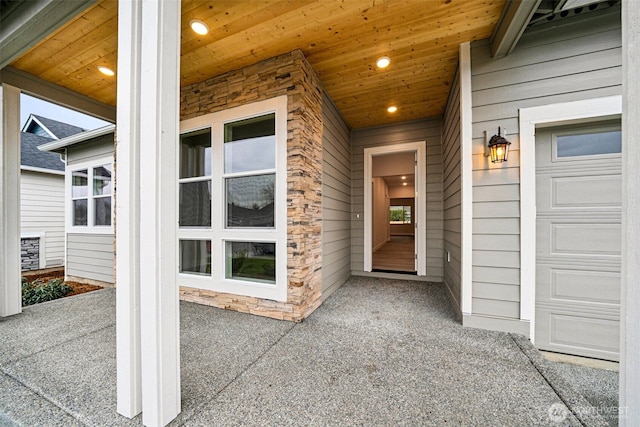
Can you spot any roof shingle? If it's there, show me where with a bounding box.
[20,132,65,172]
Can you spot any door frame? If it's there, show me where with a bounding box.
[363,141,426,276]
[518,95,622,342]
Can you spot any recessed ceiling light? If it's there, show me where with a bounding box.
[387,106,397,113]
[98,66,115,76]
[376,56,391,68]
[401,176,406,180]
[190,19,209,35]
[403,182,408,186]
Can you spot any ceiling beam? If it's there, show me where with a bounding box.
[0,66,116,123]
[0,0,97,69]
[490,0,543,58]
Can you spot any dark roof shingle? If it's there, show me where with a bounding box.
[20,132,65,172]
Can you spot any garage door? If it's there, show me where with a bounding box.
[535,122,621,361]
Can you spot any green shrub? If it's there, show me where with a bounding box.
[21,278,73,307]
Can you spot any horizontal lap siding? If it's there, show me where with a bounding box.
[469,6,622,319]
[66,134,114,165]
[322,94,351,297]
[351,118,444,281]
[20,171,65,267]
[66,233,114,283]
[442,67,462,306]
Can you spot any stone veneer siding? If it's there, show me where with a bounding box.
[178,50,324,322]
[21,237,40,271]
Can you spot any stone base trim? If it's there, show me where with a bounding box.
[179,286,322,322]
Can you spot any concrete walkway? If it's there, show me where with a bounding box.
[0,277,612,426]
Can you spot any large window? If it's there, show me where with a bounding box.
[69,162,113,230]
[177,96,287,301]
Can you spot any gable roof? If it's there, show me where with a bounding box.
[22,114,85,139]
[20,132,65,172]
[38,124,115,153]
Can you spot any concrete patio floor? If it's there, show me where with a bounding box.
[0,277,616,426]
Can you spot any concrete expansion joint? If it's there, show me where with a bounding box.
[1,323,115,370]
[508,334,608,427]
[0,369,91,426]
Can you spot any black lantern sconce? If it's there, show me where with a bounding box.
[485,127,511,163]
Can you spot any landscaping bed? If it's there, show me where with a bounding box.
[21,268,102,306]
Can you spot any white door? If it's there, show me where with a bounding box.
[535,122,622,361]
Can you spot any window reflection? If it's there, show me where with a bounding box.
[226,174,275,227]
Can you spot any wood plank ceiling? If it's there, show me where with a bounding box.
[10,0,505,129]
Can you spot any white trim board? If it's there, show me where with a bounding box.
[518,95,622,342]
[363,141,427,276]
[459,42,473,316]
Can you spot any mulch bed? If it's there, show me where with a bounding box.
[22,269,103,297]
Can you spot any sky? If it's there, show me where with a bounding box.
[20,93,110,131]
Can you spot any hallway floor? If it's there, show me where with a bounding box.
[372,236,415,272]
[0,277,616,426]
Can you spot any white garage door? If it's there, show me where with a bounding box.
[535,122,621,361]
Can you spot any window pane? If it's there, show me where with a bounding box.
[73,199,87,226]
[93,165,112,196]
[390,206,411,224]
[179,181,211,227]
[94,196,111,226]
[180,128,212,178]
[224,135,275,173]
[72,169,88,198]
[224,114,275,173]
[225,241,275,283]
[180,240,211,276]
[226,174,274,227]
[557,130,621,158]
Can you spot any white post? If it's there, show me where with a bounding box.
[115,0,142,418]
[0,83,21,317]
[115,0,181,426]
[620,1,640,425]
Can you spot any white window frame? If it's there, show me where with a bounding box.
[178,95,288,302]
[66,156,114,234]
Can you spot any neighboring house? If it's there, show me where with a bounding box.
[39,125,115,286]
[19,114,84,271]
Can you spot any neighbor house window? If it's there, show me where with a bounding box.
[390,205,411,224]
[177,96,287,301]
[69,162,113,230]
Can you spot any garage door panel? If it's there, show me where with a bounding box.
[553,175,621,208]
[551,269,620,305]
[536,220,621,257]
[536,173,621,211]
[551,223,621,256]
[536,309,620,361]
[536,266,620,305]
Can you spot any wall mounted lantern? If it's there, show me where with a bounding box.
[485,127,511,163]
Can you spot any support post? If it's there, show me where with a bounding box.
[115,0,142,418]
[0,83,21,317]
[620,1,640,425]
[115,1,181,426]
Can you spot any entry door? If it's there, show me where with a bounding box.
[535,123,622,361]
